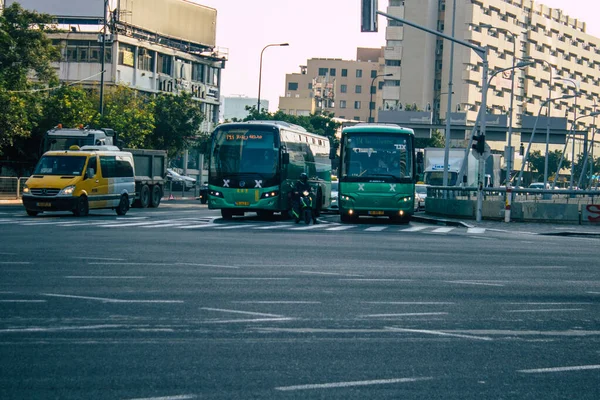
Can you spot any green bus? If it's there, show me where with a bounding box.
[208,121,332,219]
[338,123,416,223]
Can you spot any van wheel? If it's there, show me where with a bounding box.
[138,184,150,208]
[149,185,162,208]
[116,194,129,215]
[73,196,89,217]
[26,209,39,217]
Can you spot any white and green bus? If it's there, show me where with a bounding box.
[208,121,332,219]
[338,123,416,223]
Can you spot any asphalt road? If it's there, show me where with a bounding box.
[1,204,599,399]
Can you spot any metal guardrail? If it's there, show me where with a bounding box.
[0,177,26,199]
[428,186,600,204]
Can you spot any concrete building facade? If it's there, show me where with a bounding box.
[222,95,268,122]
[279,48,385,122]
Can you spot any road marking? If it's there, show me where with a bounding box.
[212,277,290,281]
[275,377,433,391]
[203,317,293,324]
[65,276,145,279]
[212,224,248,230]
[365,302,455,305]
[400,226,427,232]
[519,365,600,374]
[71,257,126,261]
[99,220,178,227]
[232,301,321,304]
[178,224,218,230]
[430,227,455,233]
[588,291,600,295]
[325,225,356,231]
[0,300,46,303]
[289,224,328,230]
[174,263,239,269]
[341,279,413,282]
[253,224,293,230]
[201,307,283,318]
[386,327,493,341]
[42,293,183,303]
[467,227,486,234]
[446,280,505,287]
[505,309,584,313]
[141,223,189,228]
[298,271,363,277]
[365,226,389,231]
[362,312,448,318]
[116,217,147,220]
[123,394,197,400]
[0,261,31,264]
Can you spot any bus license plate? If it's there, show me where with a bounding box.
[235,201,250,206]
[37,202,51,207]
[368,211,384,216]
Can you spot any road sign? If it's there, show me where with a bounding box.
[473,142,491,160]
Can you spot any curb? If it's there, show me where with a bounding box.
[540,232,600,237]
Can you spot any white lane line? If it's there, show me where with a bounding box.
[99,220,179,227]
[201,307,283,318]
[503,302,593,305]
[288,224,328,231]
[505,309,584,313]
[341,279,413,282]
[121,394,198,400]
[65,276,145,279]
[87,262,174,266]
[326,225,356,231]
[362,312,448,318]
[588,291,600,295]
[386,327,493,341]
[116,217,147,220]
[0,262,31,264]
[365,302,455,305]
[253,224,294,230]
[141,223,189,228]
[232,301,321,304]
[0,300,47,303]
[365,226,389,231]
[203,317,293,324]
[519,365,600,374]
[16,221,78,226]
[0,252,17,255]
[275,377,433,391]
[430,227,455,233]
[178,224,218,230]
[467,227,486,234]
[42,293,183,303]
[298,271,363,277]
[400,226,427,232]
[446,280,505,287]
[212,277,290,281]
[212,224,248,230]
[71,257,126,261]
[174,263,239,269]
[0,324,125,333]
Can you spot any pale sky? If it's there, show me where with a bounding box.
[196,0,600,112]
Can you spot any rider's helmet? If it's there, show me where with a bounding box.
[300,173,308,183]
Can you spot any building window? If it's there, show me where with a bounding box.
[356,69,363,78]
[340,84,347,93]
[389,20,403,27]
[370,101,375,110]
[288,82,298,91]
[353,116,361,121]
[355,85,362,94]
[318,67,328,76]
[329,68,336,77]
[137,48,154,72]
[340,100,346,109]
[370,70,377,78]
[371,85,376,94]
[354,101,361,109]
[119,44,135,67]
[192,63,205,82]
[341,69,348,77]
[66,40,111,64]
[157,53,172,75]
[385,60,401,66]
[308,82,313,89]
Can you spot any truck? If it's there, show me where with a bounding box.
[41,126,167,208]
[423,148,503,187]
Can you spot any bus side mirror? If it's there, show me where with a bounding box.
[282,153,290,165]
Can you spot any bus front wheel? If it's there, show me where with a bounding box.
[221,209,233,220]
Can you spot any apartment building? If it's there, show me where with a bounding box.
[382,0,600,156]
[279,48,385,122]
[221,95,268,122]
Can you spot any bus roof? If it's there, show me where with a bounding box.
[342,123,414,135]
[216,120,308,133]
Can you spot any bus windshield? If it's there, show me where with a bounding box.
[341,133,413,182]
[210,126,279,184]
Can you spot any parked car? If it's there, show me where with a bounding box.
[324,181,338,213]
[166,168,196,191]
[198,182,208,204]
[528,182,549,190]
[415,183,428,211]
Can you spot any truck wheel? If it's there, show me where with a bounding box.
[73,195,89,217]
[139,185,150,208]
[26,209,39,217]
[149,185,162,208]
[116,194,130,216]
[221,209,233,220]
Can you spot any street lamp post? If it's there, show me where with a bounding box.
[99,0,109,116]
[257,43,289,113]
[369,73,392,122]
[577,97,597,190]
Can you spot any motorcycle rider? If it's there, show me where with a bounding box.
[291,173,318,224]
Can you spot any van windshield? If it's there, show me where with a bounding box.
[34,155,87,176]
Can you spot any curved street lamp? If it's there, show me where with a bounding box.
[368,73,392,122]
[257,43,289,113]
[551,77,580,189]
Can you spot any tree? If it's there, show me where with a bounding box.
[528,150,570,182]
[147,92,204,158]
[100,85,155,148]
[415,129,445,149]
[0,3,60,158]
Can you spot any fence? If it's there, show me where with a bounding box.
[0,177,26,199]
[426,186,600,224]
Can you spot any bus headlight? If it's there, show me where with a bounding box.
[341,195,353,201]
[260,190,279,199]
[400,196,412,203]
[209,190,223,198]
[58,185,76,196]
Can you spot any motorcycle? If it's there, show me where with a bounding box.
[293,190,314,224]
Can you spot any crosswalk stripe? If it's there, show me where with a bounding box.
[99,219,178,227]
[400,226,428,232]
[253,224,294,230]
[467,227,486,234]
[141,223,189,228]
[326,225,356,231]
[289,224,328,231]
[213,224,247,230]
[365,226,389,231]
[179,224,218,230]
[430,227,455,233]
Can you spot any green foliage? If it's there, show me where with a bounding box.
[415,129,445,149]
[147,92,204,158]
[100,86,155,149]
[528,149,570,181]
[40,85,100,130]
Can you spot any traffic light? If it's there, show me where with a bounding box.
[472,135,485,154]
[519,143,525,156]
[361,0,378,32]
